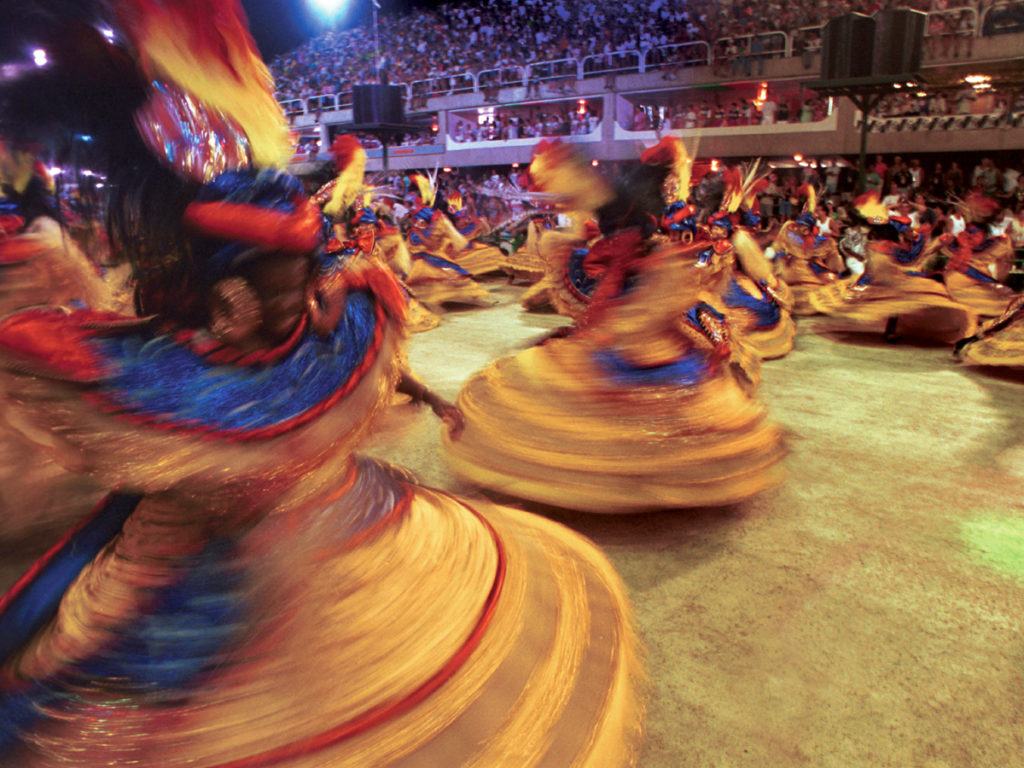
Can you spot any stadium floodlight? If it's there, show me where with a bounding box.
[309,0,347,20]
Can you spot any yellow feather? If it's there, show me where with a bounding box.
[324,145,367,218]
[120,1,291,168]
[528,145,611,212]
[803,184,816,214]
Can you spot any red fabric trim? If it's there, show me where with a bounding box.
[0,308,108,381]
[0,237,41,265]
[206,494,506,768]
[183,199,322,255]
[339,487,413,553]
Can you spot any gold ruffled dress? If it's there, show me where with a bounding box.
[0,217,123,539]
[405,209,494,311]
[447,207,511,278]
[812,231,978,342]
[942,228,1017,317]
[772,222,847,316]
[0,256,641,766]
[520,224,596,316]
[715,231,796,360]
[375,225,440,333]
[446,238,785,513]
[955,295,1024,368]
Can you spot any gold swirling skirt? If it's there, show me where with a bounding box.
[778,259,843,317]
[406,257,493,312]
[453,243,511,278]
[446,338,785,513]
[405,295,440,332]
[520,277,555,311]
[957,296,1024,368]
[2,459,642,767]
[725,276,797,361]
[813,273,977,343]
[945,270,1018,318]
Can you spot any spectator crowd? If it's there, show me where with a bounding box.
[451,102,601,142]
[270,0,1010,104]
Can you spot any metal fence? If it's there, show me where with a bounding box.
[276,10,1011,115]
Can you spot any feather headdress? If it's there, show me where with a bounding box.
[117,0,291,168]
[954,191,1001,223]
[527,140,612,212]
[854,190,889,225]
[640,136,695,203]
[409,168,438,208]
[799,182,817,215]
[323,135,366,217]
[723,160,766,213]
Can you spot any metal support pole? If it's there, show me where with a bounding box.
[372,0,382,83]
[854,93,878,194]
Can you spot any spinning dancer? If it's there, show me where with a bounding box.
[314,136,439,333]
[446,143,785,512]
[403,170,494,310]
[954,295,1024,369]
[0,143,125,538]
[769,185,846,316]
[942,193,1016,318]
[0,8,640,765]
[813,192,976,343]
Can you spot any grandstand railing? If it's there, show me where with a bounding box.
[411,72,475,100]
[275,9,1020,116]
[306,93,339,114]
[581,49,642,77]
[644,42,712,70]
[714,31,789,60]
[924,6,980,36]
[280,98,305,118]
[857,109,1024,132]
[527,57,580,82]
[980,1,1024,35]
[478,65,527,90]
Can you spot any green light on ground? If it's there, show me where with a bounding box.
[962,516,1024,582]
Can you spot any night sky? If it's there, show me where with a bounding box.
[242,0,443,59]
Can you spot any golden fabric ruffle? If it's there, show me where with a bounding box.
[772,224,845,316]
[0,294,642,764]
[945,270,1017,318]
[957,296,1024,367]
[520,277,555,311]
[726,278,797,361]
[814,241,978,342]
[4,465,642,767]
[405,257,493,311]
[944,236,1014,317]
[454,242,512,277]
[0,218,124,538]
[446,246,785,512]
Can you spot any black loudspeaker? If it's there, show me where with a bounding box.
[872,8,926,76]
[352,84,406,125]
[822,13,875,80]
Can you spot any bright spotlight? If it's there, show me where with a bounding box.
[48,166,63,176]
[32,48,47,67]
[309,0,347,20]
[100,27,115,42]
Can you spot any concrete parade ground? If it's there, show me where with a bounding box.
[2,280,1021,767]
